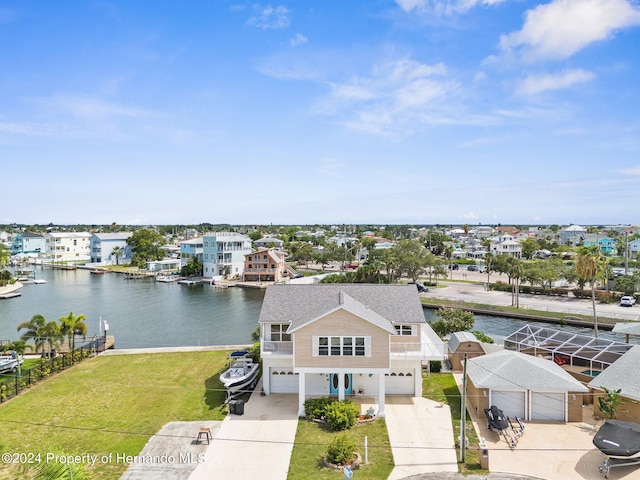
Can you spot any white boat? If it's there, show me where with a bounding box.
[0,354,24,374]
[156,273,179,282]
[219,351,260,399]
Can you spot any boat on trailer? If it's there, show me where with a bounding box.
[219,351,260,400]
[0,354,24,374]
[594,420,640,478]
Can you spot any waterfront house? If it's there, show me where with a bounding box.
[202,232,252,279]
[259,284,445,417]
[630,238,640,258]
[466,350,588,422]
[559,224,587,246]
[45,232,91,263]
[179,237,204,268]
[11,232,46,255]
[582,234,617,256]
[242,248,286,282]
[89,232,132,264]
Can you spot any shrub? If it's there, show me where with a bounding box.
[429,360,442,373]
[326,433,357,465]
[304,397,333,420]
[325,400,360,431]
[595,290,617,304]
[472,331,494,344]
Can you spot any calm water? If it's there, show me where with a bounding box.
[1,269,634,348]
[0,268,264,349]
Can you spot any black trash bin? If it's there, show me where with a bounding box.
[228,400,237,415]
[235,399,244,416]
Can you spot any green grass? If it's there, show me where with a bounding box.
[423,372,488,475]
[287,417,393,480]
[0,351,231,480]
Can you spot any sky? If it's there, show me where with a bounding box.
[1,0,640,227]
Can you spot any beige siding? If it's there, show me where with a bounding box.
[390,323,421,352]
[467,380,490,418]
[294,310,391,369]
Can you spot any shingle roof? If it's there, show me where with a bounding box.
[588,345,640,402]
[448,331,480,353]
[259,284,426,330]
[612,322,640,337]
[467,350,588,392]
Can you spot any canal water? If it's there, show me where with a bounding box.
[1,268,635,348]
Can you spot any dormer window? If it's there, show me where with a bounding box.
[395,325,416,336]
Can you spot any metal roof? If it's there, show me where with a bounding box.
[504,324,633,371]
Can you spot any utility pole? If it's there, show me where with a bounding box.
[460,354,468,464]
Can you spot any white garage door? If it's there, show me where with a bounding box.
[270,369,298,393]
[491,391,526,419]
[531,392,565,421]
[386,371,415,395]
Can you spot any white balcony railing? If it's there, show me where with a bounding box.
[261,340,293,355]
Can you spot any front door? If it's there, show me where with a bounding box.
[330,373,353,395]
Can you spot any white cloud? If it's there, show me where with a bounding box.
[395,0,508,15]
[515,69,596,95]
[36,94,149,119]
[247,5,290,29]
[290,33,307,47]
[616,166,640,176]
[463,211,479,219]
[499,0,640,63]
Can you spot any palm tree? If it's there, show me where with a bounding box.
[17,314,47,354]
[3,339,32,377]
[444,246,454,279]
[576,245,605,338]
[111,246,124,265]
[59,312,88,352]
[41,321,63,357]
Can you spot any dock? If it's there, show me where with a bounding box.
[0,292,21,300]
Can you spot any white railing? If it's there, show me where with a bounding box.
[261,341,293,355]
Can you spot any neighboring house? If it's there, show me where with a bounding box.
[202,232,252,279]
[582,234,617,256]
[466,350,587,422]
[588,345,640,424]
[559,225,587,246]
[627,238,640,259]
[489,235,522,258]
[253,236,285,251]
[11,232,46,255]
[45,232,91,263]
[146,259,181,272]
[180,237,204,267]
[89,232,132,264]
[447,332,488,371]
[259,284,445,417]
[243,248,286,282]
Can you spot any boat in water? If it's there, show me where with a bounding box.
[0,354,24,374]
[219,351,260,400]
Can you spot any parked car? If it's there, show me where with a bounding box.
[620,296,636,307]
[448,264,459,270]
[290,273,303,279]
[477,265,486,273]
[408,282,429,293]
[467,265,478,272]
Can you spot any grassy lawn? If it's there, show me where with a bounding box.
[287,417,393,480]
[0,351,231,480]
[423,372,488,475]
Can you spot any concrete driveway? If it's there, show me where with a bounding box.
[385,396,459,479]
[188,378,299,480]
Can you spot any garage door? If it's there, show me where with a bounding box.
[531,392,565,421]
[386,371,415,395]
[270,369,298,393]
[491,391,526,419]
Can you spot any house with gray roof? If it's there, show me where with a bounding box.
[259,284,444,417]
[588,345,640,423]
[466,350,588,422]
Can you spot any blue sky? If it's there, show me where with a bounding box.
[1,0,639,226]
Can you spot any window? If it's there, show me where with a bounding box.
[269,324,291,342]
[316,336,369,357]
[395,325,416,336]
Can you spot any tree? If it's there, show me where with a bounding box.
[395,239,429,282]
[506,256,523,307]
[520,238,538,260]
[111,246,124,265]
[59,312,88,352]
[126,229,166,269]
[576,245,606,337]
[17,314,47,353]
[41,321,63,357]
[598,387,623,420]
[0,244,10,269]
[443,246,454,279]
[429,308,474,338]
[370,248,398,283]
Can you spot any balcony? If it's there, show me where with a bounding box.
[261,340,293,356]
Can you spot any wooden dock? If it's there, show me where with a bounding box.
[0,291,21,300]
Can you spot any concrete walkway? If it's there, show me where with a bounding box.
[385,396,459,479]
[188,378,299,480]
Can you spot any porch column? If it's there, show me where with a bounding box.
[377,373,386,417]
[297,372,306,417]
[338,372,345,401]
[414,366,422,397]
[263,365,270,395]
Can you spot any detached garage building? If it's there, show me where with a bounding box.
[466,350,587,422]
